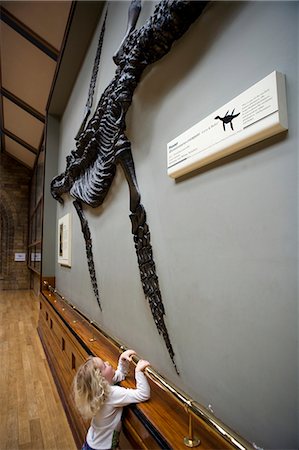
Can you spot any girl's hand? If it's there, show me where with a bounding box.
[136,360,150,373]
[120,349,136,362]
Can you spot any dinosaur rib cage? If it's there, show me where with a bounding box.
[70,107,120,208]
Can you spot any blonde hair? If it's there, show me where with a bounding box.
[73,356,111,419]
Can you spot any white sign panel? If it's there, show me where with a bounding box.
[31,252,41,262]
[58,213,72,267]
[167,71,288,178]
[15,253,26,262]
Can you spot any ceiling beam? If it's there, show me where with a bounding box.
[47,1,104,116]
[0,67,4,152]
[2,128,38,155]
[0,6,58,61]
[31,130,45,172]
[1,87,45,123]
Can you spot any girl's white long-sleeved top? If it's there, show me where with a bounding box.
[86,358,150,449]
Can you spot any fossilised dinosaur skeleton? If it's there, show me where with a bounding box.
[51,0,207,372]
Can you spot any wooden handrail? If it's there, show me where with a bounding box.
[43,281,253,450]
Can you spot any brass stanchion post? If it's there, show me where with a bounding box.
[89,320,96,342]
[184,405,200,448]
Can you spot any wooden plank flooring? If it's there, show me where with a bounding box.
[0,290,77,450]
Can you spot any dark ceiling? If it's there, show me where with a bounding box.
[0,1,72,170]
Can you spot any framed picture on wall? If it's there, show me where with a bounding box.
[58,213,72,267]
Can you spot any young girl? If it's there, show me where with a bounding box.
[73,349,150,450]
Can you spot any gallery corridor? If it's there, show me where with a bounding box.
[0,290,76,450]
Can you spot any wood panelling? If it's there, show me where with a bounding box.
[38,288,251,450]
[38,295,90,448]
[42,276,55,289]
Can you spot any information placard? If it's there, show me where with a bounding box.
[167,71,288,178]
[58,213,72,267]
[15,253,26,261]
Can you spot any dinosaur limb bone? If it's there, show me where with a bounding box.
[117,142,178,374]
[115,139,140,213]
[73,200,102,311]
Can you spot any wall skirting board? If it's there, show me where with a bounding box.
[38,285,252,450]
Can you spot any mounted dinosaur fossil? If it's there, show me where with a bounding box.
[51,0,207,372]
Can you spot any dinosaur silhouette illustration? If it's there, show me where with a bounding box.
[215,108,240,131]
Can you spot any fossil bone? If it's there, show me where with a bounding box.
[51,1,207,372]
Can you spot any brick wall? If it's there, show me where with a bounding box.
[0,153,31,289]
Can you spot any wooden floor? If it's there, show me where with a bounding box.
[0,290,77,450]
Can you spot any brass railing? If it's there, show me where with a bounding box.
[43,281,253,450]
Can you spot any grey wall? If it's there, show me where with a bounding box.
[43,115,60,276]
[297,4,299,441]
[52,2,298,448]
